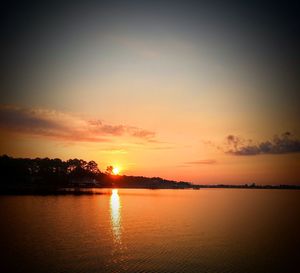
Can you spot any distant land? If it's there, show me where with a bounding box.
[0,155,299,195]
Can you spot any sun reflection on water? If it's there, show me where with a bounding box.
[110,189,122,243]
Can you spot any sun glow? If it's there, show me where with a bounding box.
[112,167,120,175]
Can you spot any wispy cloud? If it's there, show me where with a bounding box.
[99,147,128,154]
[0,105,156,143]
[184,159,216,165]
[225,132,300,155]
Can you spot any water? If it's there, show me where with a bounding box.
[1,189,299,273]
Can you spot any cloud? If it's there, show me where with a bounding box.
[185,159,216,165]
[225,132,300,155]
[130,128,155,139]
[99,147,128,154]
[0,105,156,143]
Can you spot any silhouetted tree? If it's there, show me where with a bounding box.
[85,161,100,174]
[0,155,209,192]
[105,165,114,175]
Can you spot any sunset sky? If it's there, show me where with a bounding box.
[1,0,299,184]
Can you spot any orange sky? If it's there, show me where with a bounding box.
[0,1,299,184]
[0,104,299,184]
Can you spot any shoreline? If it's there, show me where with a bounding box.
[1,185,299,196]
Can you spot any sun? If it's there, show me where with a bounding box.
[112,167,120,175]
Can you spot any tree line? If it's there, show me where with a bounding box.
[0,155,104,185]
[0,155,194,192]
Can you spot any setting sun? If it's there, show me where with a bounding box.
[112,167,120,175]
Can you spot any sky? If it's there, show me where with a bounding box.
[0,0,299,184]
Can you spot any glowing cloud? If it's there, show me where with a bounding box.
[0,105,156,143]
[225,132,300,155]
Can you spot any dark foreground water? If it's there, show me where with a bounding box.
[0,189,299,273]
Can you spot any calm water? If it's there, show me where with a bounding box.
[1,189,299,273]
